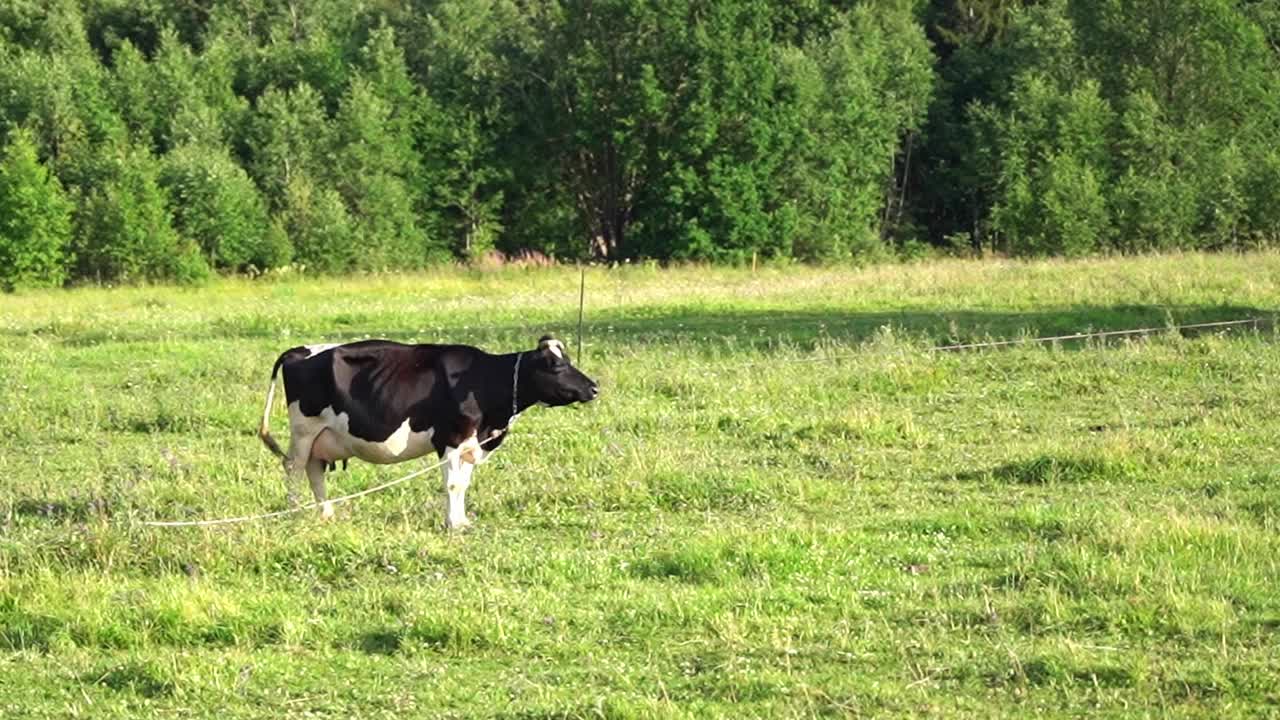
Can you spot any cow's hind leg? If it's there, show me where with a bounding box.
[283,432,318,509]
[306,457,334,520]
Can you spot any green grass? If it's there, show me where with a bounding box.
[2,252,1280,717]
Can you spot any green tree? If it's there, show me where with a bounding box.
[497,0,804,261]
[652,0,802,262]
[160,143,288,271]
[1069,0,1270,126]
[406,0,514,258]
[249,82,332,211]
[3,0,1278,270]
[492,0,932,263]
[0,129,73,290]
[781,5,933,260]
[1109,92,1198,251]
[1243,147,1280,246]
[1069,0,1277,248]
[332,74,434,268]
[420,107,506,259]
[280,172,357,273]
[926,0,1280,253]
[495,0,661,260]
[913,0,1035,247]
[102,26,209,154]
[984,74,1114,256]
[148,27,203,152]
[175,35,252,150]
[0,9,126,193]
[222,0,358,107]
[108,39,157,148]
[74,142,207,283]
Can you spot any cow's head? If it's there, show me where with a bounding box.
[524,335,598,407]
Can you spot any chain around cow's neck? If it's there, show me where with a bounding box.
[510,352,522,421]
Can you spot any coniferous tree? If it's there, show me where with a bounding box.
[249,82,332,211]
[332,74,435,268]
[0,129,74,290]
[410,0,515,258]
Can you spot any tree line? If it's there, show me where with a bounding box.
[0,0,1277,289]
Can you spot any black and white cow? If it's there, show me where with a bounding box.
[258,336,598,528]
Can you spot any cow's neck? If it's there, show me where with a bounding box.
[510,351,539,417]
[491,351,536,430]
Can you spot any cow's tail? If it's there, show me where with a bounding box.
[258,353,289,459]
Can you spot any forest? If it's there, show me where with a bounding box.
[0,0,1277,288]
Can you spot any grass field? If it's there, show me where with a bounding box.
[2,252,1280,718]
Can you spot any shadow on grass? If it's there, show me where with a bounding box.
[4,302,1270,352]
[987,656,1138,689]
[347,619,494,655]
[83,661,176,698]
[11,496,112,522]
[945,454,1138,485]
[356,629,402,656]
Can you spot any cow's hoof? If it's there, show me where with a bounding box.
[445,519,473,532]
[319,502,336,520]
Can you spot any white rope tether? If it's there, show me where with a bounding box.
[139,433,505,528]
[138,453,450,527]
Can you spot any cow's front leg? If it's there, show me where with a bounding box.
[442,446,476,530]
[306,457,334,520]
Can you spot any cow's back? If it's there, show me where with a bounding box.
[282,340,455,440]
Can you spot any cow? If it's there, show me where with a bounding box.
[257,335,599,529]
